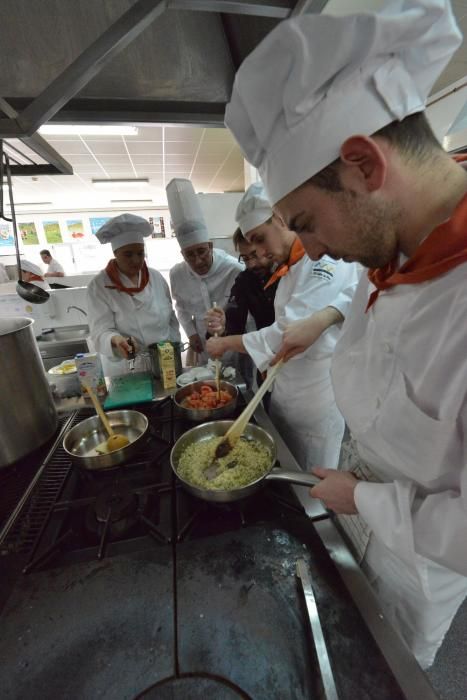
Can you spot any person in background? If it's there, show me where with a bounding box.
[207,182,359,475]
[167,178,243,364]
[40,249,65,277]
[87,214,180,376]
[205,226,277,338]
[20,259,50,290]
[224,0,467,668]
[0,261,9,283]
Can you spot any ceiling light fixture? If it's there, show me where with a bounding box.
[92,178,150,189]
[110,198,153,203]
[6,201,53,207]
[39,125,139,136]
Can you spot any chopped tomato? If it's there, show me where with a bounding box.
[181,384,233,410]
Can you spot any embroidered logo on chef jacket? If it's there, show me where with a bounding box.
[311,260,335,281]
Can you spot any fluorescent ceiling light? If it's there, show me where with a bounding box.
[39,125,138,136]
[110,198,153,203]
[92,178,149,189]
[8,201,53,207]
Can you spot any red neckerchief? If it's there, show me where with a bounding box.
[366,193,467,311]
[104,259,149,295]
[28,273,44,282]
[264,238,306,290]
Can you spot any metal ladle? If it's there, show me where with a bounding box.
[0,142,50,304]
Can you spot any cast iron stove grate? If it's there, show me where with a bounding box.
[0,398,175,567]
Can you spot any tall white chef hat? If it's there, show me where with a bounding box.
[95,213,152,252]
[20,259,44,277]
[236,181,273,235]
[166,178,209,249]
[225,0,462,205]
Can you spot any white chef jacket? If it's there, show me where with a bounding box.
[243,255,360,469]
[47,258,64,275]
[0,263,9,283]
[331,262,467,666]
[87,267,180,376]
[170,248,243,349]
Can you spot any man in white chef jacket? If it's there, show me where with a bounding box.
[224,0,467,669]
[40,249,65,278]
[207,181,359,473]
[167,178,243,363]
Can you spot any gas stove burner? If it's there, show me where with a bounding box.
[95,484,138,523]
[135,673,252,699]
[84,484,145,546]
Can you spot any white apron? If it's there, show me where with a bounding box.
[331,267,467,668]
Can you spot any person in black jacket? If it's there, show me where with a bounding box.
[205,228,278,390]
[206,228,278,337]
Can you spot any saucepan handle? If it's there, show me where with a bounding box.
[265,467,320,487]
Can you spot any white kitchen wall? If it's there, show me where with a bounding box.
[0,193,243,278]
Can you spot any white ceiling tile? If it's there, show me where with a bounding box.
[165,143,198,155]
[164,126,204,141]
[198,142,235,155]
[65,155,98,164]
[204,128,235,142]
[196,154,229,165]
[130,155,164,164]
[126,141,163,155]
[42,140,90,155]
[86,141,128,155]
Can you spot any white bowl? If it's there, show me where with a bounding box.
[47,359,81,397]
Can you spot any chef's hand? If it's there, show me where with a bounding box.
[111,335,138,359]
[206,336,228,358]
[205,307,226,335]
[189,333,204,354]
[271,307,344,365]
[309,468,359,515]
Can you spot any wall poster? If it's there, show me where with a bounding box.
[0,222,14,248]
[43,220,63,244]
[90,217,110,235]
[19,222,39,245]
[66,219,85,240]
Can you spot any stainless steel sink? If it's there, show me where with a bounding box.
[36,326,90,370]
[37,324,89,343]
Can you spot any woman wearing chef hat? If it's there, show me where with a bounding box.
[225,0,467,668]
[20,259,50,290]
[87,213,180,376]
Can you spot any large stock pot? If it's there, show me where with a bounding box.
[0,317,58,467]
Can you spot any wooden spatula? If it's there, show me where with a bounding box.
[204,360,283,480]
[212,301,221,402]
[85,383,130,452]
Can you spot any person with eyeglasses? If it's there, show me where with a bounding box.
[167,178,243,364]
[205,227,278,340]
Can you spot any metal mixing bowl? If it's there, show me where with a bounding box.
[63,409,148,471]
[173,379,238,422]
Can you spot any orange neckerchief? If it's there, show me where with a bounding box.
[264,237,306,290]
[366,193,467,311]
[104,259,150,295]
[28,273,44,282]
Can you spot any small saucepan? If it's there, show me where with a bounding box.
[173,379,238,422]
[63,409,148,471]
[170,420,319,504]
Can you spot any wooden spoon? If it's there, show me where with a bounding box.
[212,301,221,402]
[205,360,283,480]
[85,383,130,452]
